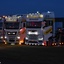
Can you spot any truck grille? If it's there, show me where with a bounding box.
[29,35,38,40]
[8,36,15,38]
[8,36,15,42]
[9,40,15,42]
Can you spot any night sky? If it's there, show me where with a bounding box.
[0,0,64,17]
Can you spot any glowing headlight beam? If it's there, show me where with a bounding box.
[28,31,38,35]
[17,36,20,39]
[38,38,43,40]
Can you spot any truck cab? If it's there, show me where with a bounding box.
[42,11,55,46]
[25,11,55,46]
[55,28,64,46]
[3,15,21,45]
[0,17,4,43]
[25,12,44,45]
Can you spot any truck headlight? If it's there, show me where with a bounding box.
[8,33,10,34]
[13,33,15,34]
[26,37,28,40]
[28,31,38,35]
[34,32,38,35]
[28,32,31,34]
[0,36,3,39]
[38,38,43,40]
[5,36,7,39]
[17,36,20,39]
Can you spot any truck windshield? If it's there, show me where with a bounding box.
[0,22,3,29]
[26,22,41,28]
[4,22,19,29]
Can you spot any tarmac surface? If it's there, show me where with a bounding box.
[0,44,64,64]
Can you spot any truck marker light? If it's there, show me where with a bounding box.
[19,40,24,45]
[55,43,56,45]
[26,37,28,40]
[19,42,22,45]
[43,40,47,46]
[13,33,15,34]
[59,43,61,45]
[40,14,43,18]
[1,36,3,39]
[28,32,38,35]
[42,43,44,46]
[17,36,20,39]
[62,43,63,44]
[3,40,7,44]
[5,36,7,39]
[8,33,10,34]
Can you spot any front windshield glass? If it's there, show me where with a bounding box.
[4,22,19,29]
[26,22,41,28]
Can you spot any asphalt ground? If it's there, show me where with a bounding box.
[0,44,64,64]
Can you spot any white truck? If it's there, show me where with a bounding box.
[0,17,4,43]
[3,15,21,45]
[42,11,55,46]
[25,11,55,46]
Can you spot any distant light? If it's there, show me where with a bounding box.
[62,43,63,44]
[17,36,20,39]
[40,14,43,18]
[42,43,44,46]
[27,15,28,18]
[5,16,7,19]
[8,33,10,34]
[13,33,15,34]
[59,43,61,45]
[47,11,51,13]
[18,16,21,18]
[3,16,6,18]
[26,37,28,40]
[19,40,24,45]
[1,36,3,39]
[5,36,7,39]
[37,11,39,14]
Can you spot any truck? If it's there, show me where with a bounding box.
[55,28,64,46]
[3,15,21,45]
[54,18,64,46]
[42,11,55,46]
[25,11,55,46]
[0,16,4,43]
